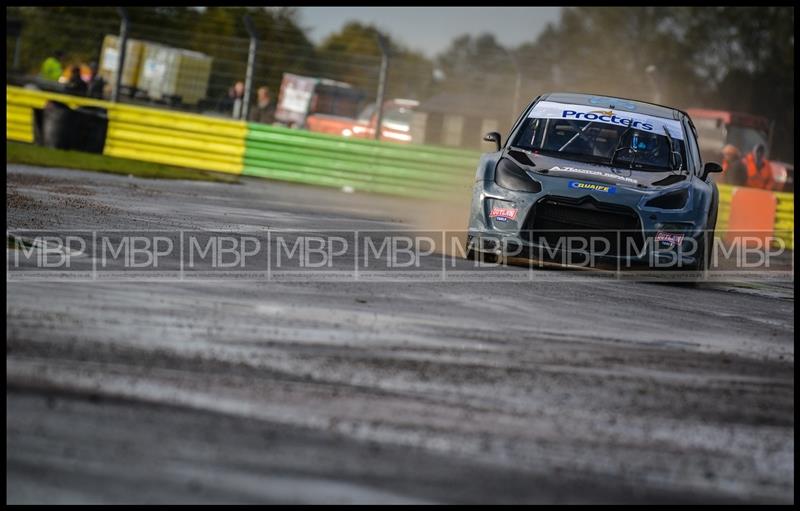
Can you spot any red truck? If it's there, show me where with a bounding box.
[274,73,364,130]
[275,72,418,143]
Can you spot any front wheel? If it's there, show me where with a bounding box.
[465,239,499,264]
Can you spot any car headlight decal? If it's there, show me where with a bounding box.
[494,157,542,193]
[645,188,688,209]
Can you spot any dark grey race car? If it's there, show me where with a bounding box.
[466,92,723,271]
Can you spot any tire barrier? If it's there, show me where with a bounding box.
[5,84,793,243]
[243,122,479,198]
[6,85,478,191]
[7,86,246,175]
[33,101,109,153]
[716,184,794,250]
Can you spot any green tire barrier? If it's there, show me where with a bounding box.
[243,122,479,198]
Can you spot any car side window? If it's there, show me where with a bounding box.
[506,97,539,147]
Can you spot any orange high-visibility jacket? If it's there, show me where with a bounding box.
[744,152,775,190]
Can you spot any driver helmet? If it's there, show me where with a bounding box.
[630,131,662,160]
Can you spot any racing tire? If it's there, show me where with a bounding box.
[682,193,718,284]
[465,239,499,264]
[466,248,500,264]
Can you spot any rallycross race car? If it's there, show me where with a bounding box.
[466,92,723,272]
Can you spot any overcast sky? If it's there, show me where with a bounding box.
[297,7,563,58]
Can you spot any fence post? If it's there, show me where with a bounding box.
[502,48,522,124]
[242,15,259,122]
[373,34,390,141]
[8,19,22,70]
[112,7,129,103]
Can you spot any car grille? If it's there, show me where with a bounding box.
[521,196,645,257]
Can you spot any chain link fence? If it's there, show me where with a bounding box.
[6,7,550,150]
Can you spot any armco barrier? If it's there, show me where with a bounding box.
[5,85,793,243]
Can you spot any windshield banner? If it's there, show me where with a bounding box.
[529,101,685,140]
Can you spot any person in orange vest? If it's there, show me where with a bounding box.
[743,143,775,190]
[721,144,747,186]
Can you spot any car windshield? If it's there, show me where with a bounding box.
[512,101,688,172]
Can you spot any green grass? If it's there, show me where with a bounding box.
[6,141,239,183]
[7,234,33,250]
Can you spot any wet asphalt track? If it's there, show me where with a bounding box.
[6,164,795,504]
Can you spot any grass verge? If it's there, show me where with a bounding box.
[6,141,239,183]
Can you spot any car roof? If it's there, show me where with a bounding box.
[540,92,685,121]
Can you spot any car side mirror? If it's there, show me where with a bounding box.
[483,131,501,152]
[702,161,723,181]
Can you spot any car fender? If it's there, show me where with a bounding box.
[474,151,502,183]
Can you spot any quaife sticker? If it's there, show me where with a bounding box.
[489,206,518,222]
[655,231,685,246]
[569,181,616,194]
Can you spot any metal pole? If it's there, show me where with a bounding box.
[13,34,22,70]
[8,19,22,71]
[766,119,775,159]
[242,15,259,121]
[513,68,522,120]
[645,65,661,104]
[503,49,522,123]
[112,7,129,103]
[373,34,390,141]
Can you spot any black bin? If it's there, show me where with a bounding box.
[32,101,108,154]
[35,100,75,150]
[73,106,108,154]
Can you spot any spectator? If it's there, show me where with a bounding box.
[232,81,245,118]
[64,65,87,96]
[39,50,65,82]
[744,143,776,190]
[85,61,106,99]
[721,144,747,186]
[217,81,245,118]
[249,86,276,124]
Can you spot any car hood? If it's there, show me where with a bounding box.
[507,151,689,190]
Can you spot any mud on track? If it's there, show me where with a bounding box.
[6,164,794,504]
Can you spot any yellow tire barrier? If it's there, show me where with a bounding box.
[6,85,245,175]
[717,183,794,250]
